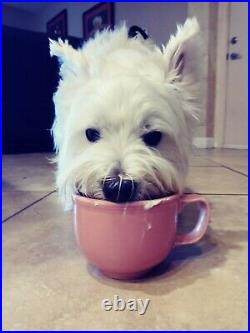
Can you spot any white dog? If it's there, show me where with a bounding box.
[50,18,203,210]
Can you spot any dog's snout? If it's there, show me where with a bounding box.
[102,177,137,203]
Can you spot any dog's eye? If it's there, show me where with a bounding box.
[142,131,162,147]
[85,128,100,142]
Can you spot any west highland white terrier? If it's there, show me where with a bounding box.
[50,18,204,210]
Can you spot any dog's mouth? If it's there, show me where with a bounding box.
[76,190,175,202]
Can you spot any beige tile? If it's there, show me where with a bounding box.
[189,156,219,167]
[2,191,53,221]
[225,165,248,176]
[2,193,247,330]
[198,148,248,167]
[187,166,248,194]
[3,153,55,191]
[190,148,220,166]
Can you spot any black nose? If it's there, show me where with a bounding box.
[102,177,137,203]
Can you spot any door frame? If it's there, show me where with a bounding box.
[214,2,230,148]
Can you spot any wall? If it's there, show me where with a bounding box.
[5,2,218,144]
[188,2,218,147]
[2,4,38,31]
[115,2,187,45]
[37,2,187,44]
[3,2,187,46]
[34,2,97,38]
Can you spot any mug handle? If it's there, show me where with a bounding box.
[175,194,210,246]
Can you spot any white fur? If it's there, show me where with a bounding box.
[50,18,204,210]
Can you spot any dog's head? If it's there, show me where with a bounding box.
[50,18,204,209]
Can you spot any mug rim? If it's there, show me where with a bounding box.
[72,192,181,210]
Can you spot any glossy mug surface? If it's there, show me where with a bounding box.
[73,194,210,280]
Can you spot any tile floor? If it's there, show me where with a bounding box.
[2,149,248,330]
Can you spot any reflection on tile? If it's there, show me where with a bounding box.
[3,154,55,191]
[2,194,247,330]
[187,167,248,194]
[2,191,52,221]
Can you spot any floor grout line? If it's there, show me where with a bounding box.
[2,190,247,224]
[191,158,248,177]
[220,165,248,177]
[204,157,247,175]
[2,190,56,223]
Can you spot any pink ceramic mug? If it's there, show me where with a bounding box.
[73,193,210,280]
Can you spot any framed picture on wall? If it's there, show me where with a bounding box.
[47,9,68,39]
[82,2,115,40]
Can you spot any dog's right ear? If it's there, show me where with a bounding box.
[163,17,204,85]
[49,38,86,79]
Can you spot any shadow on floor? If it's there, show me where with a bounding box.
[88,221,247,295]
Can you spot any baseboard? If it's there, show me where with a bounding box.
[222,144,248,149]
[193,137,214,148]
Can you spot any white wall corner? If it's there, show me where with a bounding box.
[193,137,215,148]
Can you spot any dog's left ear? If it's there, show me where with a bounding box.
[49,38,86,79]
[163,17,204,84]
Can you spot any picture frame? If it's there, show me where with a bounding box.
[82,3,115,40]
[47,9,68,39]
